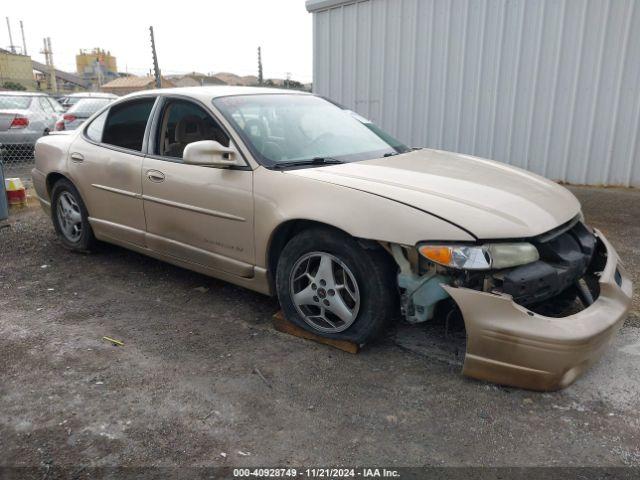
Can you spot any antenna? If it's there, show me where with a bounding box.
[149,26,162,88]
[6,17,16,53]
[257,46,263,86]
[19,20,27,55]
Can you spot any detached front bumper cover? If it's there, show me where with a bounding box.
[444,229,632,391]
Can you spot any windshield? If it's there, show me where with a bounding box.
[0,95,32,110]
[213,94,408,167]
[68,98,112,117]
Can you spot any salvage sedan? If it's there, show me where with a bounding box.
[32,87,632,391]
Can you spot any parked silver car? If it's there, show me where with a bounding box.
[58,92,117,111]
[55,96,117,131]
[0,91,64,157]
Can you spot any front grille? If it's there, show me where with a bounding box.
[499,222,599,307]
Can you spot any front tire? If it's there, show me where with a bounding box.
[276,228,398,345]
[51,178,96,252]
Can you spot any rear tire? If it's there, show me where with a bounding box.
[51,178,96,252]
[276,227,398,345]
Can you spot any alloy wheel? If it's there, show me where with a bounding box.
[289,251,361,333]
[56,191,83,243]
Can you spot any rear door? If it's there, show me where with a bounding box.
[68,96,157,247]
[141,96,255,277]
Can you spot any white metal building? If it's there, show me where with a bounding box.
[306,0,640,187]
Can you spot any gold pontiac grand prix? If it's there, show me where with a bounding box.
[32,87,632,391]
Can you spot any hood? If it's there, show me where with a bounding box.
[286,149,581,240]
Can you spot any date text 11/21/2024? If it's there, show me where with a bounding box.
[232,468,401,478]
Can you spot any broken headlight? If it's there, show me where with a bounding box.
[418,243,539,270]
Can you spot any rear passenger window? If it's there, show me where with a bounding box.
[39,97,54,114]
[86,110,108,143]
[102,98,155,151]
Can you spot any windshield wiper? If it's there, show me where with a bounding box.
[273,157,345,169]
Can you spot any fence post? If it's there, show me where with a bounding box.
[0,150,9,221]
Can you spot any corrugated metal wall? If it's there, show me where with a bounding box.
[310,0,640,187]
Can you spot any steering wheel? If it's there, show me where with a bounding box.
[243,119,268,153]
[305,132,336,150]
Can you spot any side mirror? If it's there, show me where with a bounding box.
[183,140,244,168]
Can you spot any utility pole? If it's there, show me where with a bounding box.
[19,20,27,55]
[285,72,291,89]
[5,17,16,54]
[149,26,162,88]
[257,46,263,86]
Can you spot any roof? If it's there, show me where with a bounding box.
[121,85,311,102]
[306,0,354,12]
[211,72,258,86]
[64,92,118,98]
[0,90,48,97]
[100,76,158,88]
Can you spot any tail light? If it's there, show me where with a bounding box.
[55,120,65,131]
[63,114,76,123]
[10,115,29,128]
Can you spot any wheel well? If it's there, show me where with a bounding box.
[266,219,395,290]
[46,172,69,197]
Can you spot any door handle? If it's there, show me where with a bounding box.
[70,152,84,162]
[146,170,165,183]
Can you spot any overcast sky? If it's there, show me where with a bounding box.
[3,0,313,82]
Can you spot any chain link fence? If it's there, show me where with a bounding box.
[0,90,117,183]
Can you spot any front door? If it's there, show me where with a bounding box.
[68,96,157,246]
[141,97,255,277]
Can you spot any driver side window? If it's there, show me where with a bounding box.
[155,99,229,159]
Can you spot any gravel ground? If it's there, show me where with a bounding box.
[0,186,639,471]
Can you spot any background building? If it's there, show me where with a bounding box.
[166,72,227,88]
[100,75,175,95]
[76,48,118,88]
[307,0,640,187]
[0,49,36,90]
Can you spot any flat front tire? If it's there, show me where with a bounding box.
[276,228,398,345]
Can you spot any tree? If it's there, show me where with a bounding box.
[284,79,304,91]
[2,81,27,91]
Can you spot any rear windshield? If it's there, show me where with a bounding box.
[63,97,83,106]
[68,98,112,116]
[0,96,31,109]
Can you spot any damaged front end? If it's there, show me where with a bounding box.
[392,219,633,391]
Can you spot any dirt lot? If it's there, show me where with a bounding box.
[1,186,639,470]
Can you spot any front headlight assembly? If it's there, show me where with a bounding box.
[418,242,539,270]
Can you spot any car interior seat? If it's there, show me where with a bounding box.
[166,115,205,158]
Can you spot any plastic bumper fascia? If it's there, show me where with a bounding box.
[443,229,632,391]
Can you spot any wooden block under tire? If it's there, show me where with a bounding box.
[272,311,360,354]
